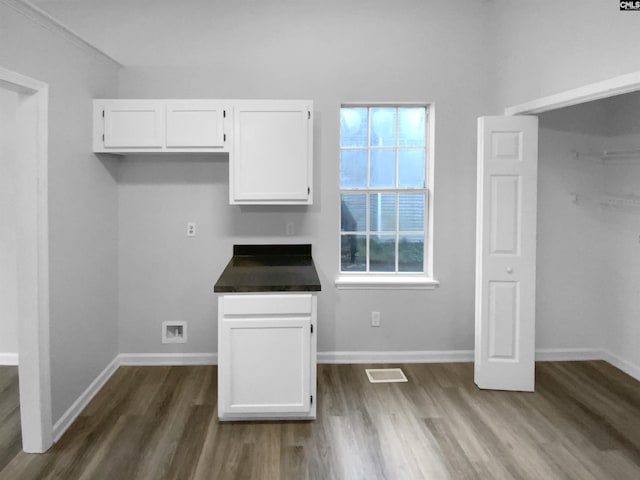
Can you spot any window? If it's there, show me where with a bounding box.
[338,104,436,288]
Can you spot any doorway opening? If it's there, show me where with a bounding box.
[0,67,52,454]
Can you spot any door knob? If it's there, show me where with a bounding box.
[506,267,513,274]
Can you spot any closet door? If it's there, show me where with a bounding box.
[475,116,538,392]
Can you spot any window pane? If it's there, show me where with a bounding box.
[398,149,425,188]
[340,149,367,188]
[341,194,366,232]
[398,108,425,147]
[340,108,368,147]
[399,193,424,231]
[341,235,366,271]
[370,149,395,188]
[370,108,396,147]
[370,235,395,272]
[398,235,424,272]
[370,193,396,232]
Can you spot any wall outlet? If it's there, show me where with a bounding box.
[286,221,294,236]
[187,222,196,237]
[371,311,381,327]
[162,321,187,343]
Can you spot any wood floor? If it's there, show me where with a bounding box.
[0,366,21,474]
[1,361,639,479]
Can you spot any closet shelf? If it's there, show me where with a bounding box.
[573,148,640,163]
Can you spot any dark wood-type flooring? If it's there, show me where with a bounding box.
[0,366,21,474]
[1,361,639,479]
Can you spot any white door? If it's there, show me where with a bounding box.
[165,100,225,148]
[475,115,538,392]
[231,100,313,204]
[221,316,311,414]
[103,100,163,148]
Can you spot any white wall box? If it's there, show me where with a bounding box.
[93,99,229,153]
[218,293,317,421]
[230,100,313,205]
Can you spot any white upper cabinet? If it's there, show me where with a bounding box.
[230,100,313,205]
[93,98,314,205]
[93,99,229,153]
[165,100,225,149]
[102,100,164,149]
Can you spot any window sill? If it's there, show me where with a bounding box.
[334,275,440,290]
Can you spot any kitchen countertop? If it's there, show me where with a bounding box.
[214,244,322,293]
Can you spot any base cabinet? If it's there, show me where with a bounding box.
[218,294,317,421]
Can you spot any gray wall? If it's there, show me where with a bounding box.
[116,0,494,355]
[491,0,640,109]
[0,2,120,421]
[0,88,19,356]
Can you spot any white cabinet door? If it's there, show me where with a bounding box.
[103,100,163,149]
[165,100,225,149]
[475,115,538,392]
[231,100,313,205]
[218,294,316,420]
[221,316,311,414]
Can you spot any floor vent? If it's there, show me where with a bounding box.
[365,368,408,384]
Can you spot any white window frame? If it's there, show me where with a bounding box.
[335,102,438,290]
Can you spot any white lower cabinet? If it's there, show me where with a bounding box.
[218,294,317,421]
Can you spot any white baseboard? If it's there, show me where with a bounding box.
[535,348,603,362]
[318,350,474,364]
[119,353,217,366]
[601,350,640,382]
[52,355,120,442]
[0,353,18,365]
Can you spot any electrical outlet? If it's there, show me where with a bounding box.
[286,222,294,236]
[187,222,196,237]
[371,311,381,327]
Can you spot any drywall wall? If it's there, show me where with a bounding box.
[535,123,606,353]
[0,87,19,358]
[116,0,494,355]
[0,2,119,421]
[491,0,640,110]
[600,131,640,374]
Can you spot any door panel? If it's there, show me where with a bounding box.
[475,115,538,392]
[165,100,224,148]
[103,101,163,148]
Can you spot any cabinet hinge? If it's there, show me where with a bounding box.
[223,133,226,142]
[307,187,310,195]
[310,395,313,405]
[102,110,104,118]
[223,110,226,118]
[102,134,105,141]
[308,111,311,120]
[310,324,314,334]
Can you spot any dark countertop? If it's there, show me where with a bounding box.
[214,244,322,293]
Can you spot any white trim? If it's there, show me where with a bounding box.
[601,350,640,383]
[119,353,218,366]
[1,66,53,453]
[534,348,602,362]
[0,353,19,365]
[52,355,119,442]
[318,350,474,364]
[1,0,121,69]
[335,275,439,290]
[505,71,640,116]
